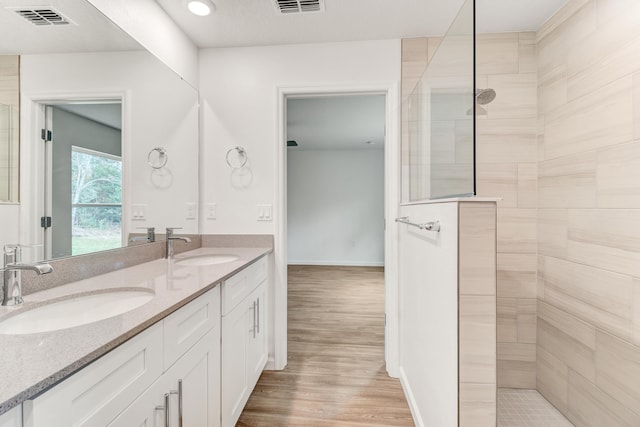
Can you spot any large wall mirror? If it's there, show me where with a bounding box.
[0,0,199,262]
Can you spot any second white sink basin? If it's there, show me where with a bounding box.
[175,254,239,266]
[0,288,155,335]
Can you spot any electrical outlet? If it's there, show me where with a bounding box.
[186,203,197,220]
[206,203,217,220]
[257,204,272,221]
[131,204,147,220]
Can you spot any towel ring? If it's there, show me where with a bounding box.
[226,146,248,169]
[147,147,168,169]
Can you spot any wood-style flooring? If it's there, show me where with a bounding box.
[237,265,414,426]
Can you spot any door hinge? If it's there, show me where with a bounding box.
[41,129,52,142]
[40,216,52,229]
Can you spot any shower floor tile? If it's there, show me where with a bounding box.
[498,388,574,427]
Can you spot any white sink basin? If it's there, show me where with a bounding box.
[175,254,239,266]
[0,288,155,335]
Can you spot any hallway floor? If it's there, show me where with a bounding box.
[237,265,414,426]
[498,388,574,427]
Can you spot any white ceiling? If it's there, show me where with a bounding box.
[56,103,122,130]
[476,0,568,33]
[156,0,568,49]
[0,0,141,54]
[157,0,465,48]
[287,95,385,151]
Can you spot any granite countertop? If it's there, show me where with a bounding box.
[0,246,271,415]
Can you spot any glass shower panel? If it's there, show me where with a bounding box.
[405,0,475,201]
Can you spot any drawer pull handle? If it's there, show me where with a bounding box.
[178,379,183,427]
[256,297,260,334]
[170,380,184,427]
[155,393,170,427]
[252,300,257,338]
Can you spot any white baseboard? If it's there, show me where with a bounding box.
[287,260,384,267]
[399,367,423,427]
[264,357,274,371]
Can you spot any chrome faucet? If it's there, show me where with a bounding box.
[165,228,192,260]
[2,244,54,306]
[129,227,156,243]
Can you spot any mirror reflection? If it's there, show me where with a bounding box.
[0,0,199,262]
[51,103,122,257]
[0,56,19,204]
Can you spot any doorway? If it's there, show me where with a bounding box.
[273,84,401,376]
[41,101,123,259]
[286,95,385,267]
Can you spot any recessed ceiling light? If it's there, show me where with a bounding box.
[186,0,215,16]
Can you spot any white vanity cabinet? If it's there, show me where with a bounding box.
[109,327,219,426]
[23,286,220,427]
[23,324,164,427]
[0,405,21,427]
[221,258,268,427]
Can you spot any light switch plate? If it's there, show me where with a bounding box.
[186,203,197,220]
[206,203,217,220]
[131,204,146,220]
[257,204,272,221]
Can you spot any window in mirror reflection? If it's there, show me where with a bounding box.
[71,147,122,256]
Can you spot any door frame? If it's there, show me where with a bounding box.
[273,82,400,377]
[20,91,129,260]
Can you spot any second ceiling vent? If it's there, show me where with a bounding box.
[273,0,324,14]
[10,7,74,26]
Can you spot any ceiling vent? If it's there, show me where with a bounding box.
[11,7,74,26]
[273,0,324,14]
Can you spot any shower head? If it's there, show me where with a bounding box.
[475,88,496,105]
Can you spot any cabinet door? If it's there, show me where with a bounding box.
[107,377,166,427]
[110,328,220,427]
[221,298,252,427]
[246,281,268,386]
[166,327,220,427]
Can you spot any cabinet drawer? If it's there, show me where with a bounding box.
[221,256,267,316]
[164,286,220,369]
[24,324,163,427]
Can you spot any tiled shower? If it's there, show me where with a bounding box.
[402,0,640,425]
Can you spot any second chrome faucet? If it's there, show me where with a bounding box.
[165,228,192,260]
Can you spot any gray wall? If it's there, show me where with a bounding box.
[287,149,385,266]
[51,107,121,258]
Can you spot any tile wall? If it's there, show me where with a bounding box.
[536,0,640,425]
[401,33,537,389]
[458,202,497,426]
[475,32,538,388]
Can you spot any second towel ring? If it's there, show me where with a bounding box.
[226,146,248,169]
[147,147,168,169]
